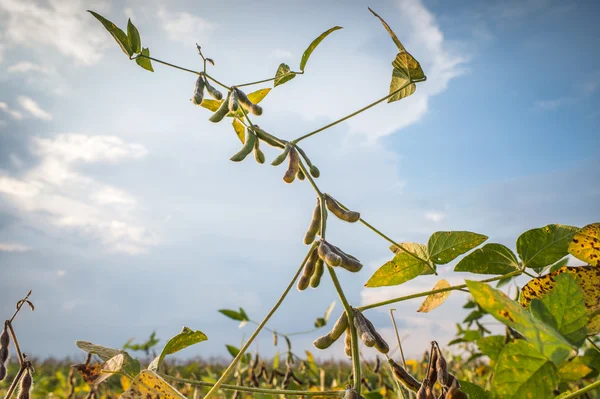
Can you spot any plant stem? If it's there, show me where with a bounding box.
[202,244,315,399]
[136,54,229,89]
[161,374,343,396]
[235,71,303,88]
[293,81,413,143]
[6,323,23,365]
[9,291,31,324]
[389,309,406,368]
[587,337,600,353]
[4,365,25,399]
[358,270,523,311]
[559,379,600,399]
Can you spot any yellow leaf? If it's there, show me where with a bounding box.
[568,222,600,266]
[119,370,186,399]
[520,266,600,335]
[232,118,245,144]
[247,88,271,104]
[199,99,222,112]
[417,279,451,313]
[73,354,123,386]
[120,375,131,391]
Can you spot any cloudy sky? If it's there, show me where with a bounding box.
[0,0,599,363]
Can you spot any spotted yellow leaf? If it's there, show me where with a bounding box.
[119,370,186,399]
[520,266,600,335]
[417,279,451,313]
[568,223,600,266]
[73,354,124,386]
[199,99,222,112]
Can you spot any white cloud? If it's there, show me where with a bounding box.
[0,242,30,252]
[0,0,110,65]
[0,133,156,255]
[56,269,66,277]
[7,61,56,76]
[424,211,446,222]
[268,49,293,59]
[157,7,216,45]
[0,102,23,120]
[17,96,52,121]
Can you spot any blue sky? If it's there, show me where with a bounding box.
[0,0,598,362]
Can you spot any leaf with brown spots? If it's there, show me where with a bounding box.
[454,243,520,275]
[417,279,451,313]
[200,99,222,112]
[520,266,600,335]
[467,280,574,364]
[517,224,579,268]
[76,341,140,378]
[568,222,600,266]
[73,354,124,386]
[119,370,186,399]
[557,362,593,382]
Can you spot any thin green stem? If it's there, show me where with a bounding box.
[135,54,229,89]
[358,270,523,311]
[161,374,343,396]
[202,244,315,399]
[235,71,303,88]
[6,323,23,365]
[293,81,413,143]
[558,379,600,399]
[587,337,600,353]
[9,291,31,324]
[522,270,536,278]
[389,309,406,368]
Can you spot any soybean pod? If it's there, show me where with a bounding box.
[230,130,257,162]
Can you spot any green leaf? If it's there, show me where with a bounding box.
[135,48,154,72]
[274,63,296,87]
[127,19,141,54]
[557,362,593,382]
[476,335,505,363]
[454,243,520,275]
[466,280,574,364]
[232,118,245,144]
[365,243,430,287]
[226,344,240,358]
[520,266,600,335]
[219,309,249,321]
[315,302,336,328]
[88,10,132,57]
[528,273,588,347]
[457,380,490,399]
[491,340,558,399]
[148,327,207,371]
[568,222,600,266]
[427,231,488,264]
[299,26,342,71]
[75,341,140,377]
[549,257,569,273]
[517,224,579,268]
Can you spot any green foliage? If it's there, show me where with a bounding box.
[148,327,208,371]
[517,224,579,269]
[274,63,295,87]
[427,231,488,265]
[454,243,520,274]
[127,19,141,54]
[88,11,132,57]
[365,243,429,287]
[299,26,343,71]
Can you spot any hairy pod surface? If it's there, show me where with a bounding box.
[204,78,223,100]
[363,316,389,354]
[318,240,342,267]
[426,344,438,386]
[344,387,360,399]
[353,310,376,347]
[0,348,8,364]
[389,359,421,392]
[209,92,231,123]
[325,195,360,223]
[282,148,300,184]
[230,130,257,162]
[344,328,352,358]
[297,247,318,291]
[303,199,322,245]
[0,325,9,351]
[235,88,263,116]
[0,363,6,381]
[435,346,450,387]
[228,88,239,112]
[18,370,32,399]
[313,311,348,349]
[252,126,283,148]
[271,144,291,166]
[329,244,363,272]
[191,74,205,105]
[253,138,265,164]
[309,258,324,288]
[313,334,335,350]
[416,381,434,399]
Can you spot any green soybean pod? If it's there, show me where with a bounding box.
[303,199,322,245]
[317,241,341,267]
[253,138,265,164]
[228,88,239,112]
[271,144,291,166]
[235,88,263,116]
[230,130,257,162]
[204,78,223,100]
[253,126,284,148]
[209,92,231,123]
[309,258,324,288]
[297,169,305,181]
[297,247,318,291]
[325,195,360,223]
[309,165,320,178]
[328,312,349,341]
[313,334,335,350]
[282,148,300,184]
[191,74,205,105]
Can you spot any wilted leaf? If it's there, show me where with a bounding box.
[517,224,579,268]
[127,19,141,54]
[387,52,425,103]
[135,48,153,72]
[73,354,124,385]
[417,279,451,313]
[558,362,593,382]
[274,63,295,87]
[120,370,186,399]
[366,243,430,287]
[521,266,600,335]
[466,280,574,364]
[76,341,140,377]
[491,340,558,399]
[454,243,520,275]
[232,118,245,144]
[299,26,342,71]
[476,335,505,363]
[568,222,600,266]
[368,8,405,51]
[88,11,132,57]
[427,231,488,265]
[148,327,207,371]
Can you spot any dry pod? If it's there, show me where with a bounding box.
[309,258,324,288]
[209,92,231,123]
[297,246,318,291]
[0,323,9,380]
[317,240,342,267]
[230,130,257,162]
[303,198,322,245]
[445,378,467,399]
[325,195,360,223]
[362,316,389,354]
[282,148,300,184]
[388,358,420,392]
[416,381,435,399]
[344,328,352,358]
[313,312,348,349]
[344,387,360,399]
[18,369,33,399]
[0,363,6,381]
[205,78,223,100]
[353,310,376,347]
[329,244,363,272]
[191,74,206,105]
[253,138,265,164]
[235,88,263,116]
[228,88,239,112]
[435,344,450,388]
